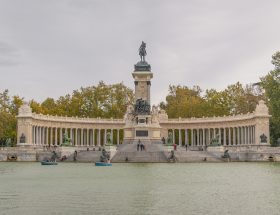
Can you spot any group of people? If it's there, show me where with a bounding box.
[137,140,145,151]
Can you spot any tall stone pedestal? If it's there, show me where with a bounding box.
[123,59,162,144]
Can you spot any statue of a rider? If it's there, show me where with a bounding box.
[139,41,147,62]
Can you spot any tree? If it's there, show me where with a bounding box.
[261,51,280,145]
[271,51,280,69]
[163,85,208,118]
[163,82,263,119]
[0,90,23,145]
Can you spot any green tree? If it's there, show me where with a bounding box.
[261,52,280,145]
[163,85,208,118]
[0,90,23,145]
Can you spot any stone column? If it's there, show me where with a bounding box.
[228,128,231,146]
[75,129,78,146]
[233,127,236,145]
[223,128,226,146]
[89,129,92,146]
[252,126,254,144]
[245,126,248,145]
[70,128,73,146]
[197,129,199,146]
[250,126,252,144]
[41,127,44,145]
[239,127,242,145]
[50,127,53,146]
[202,128,205,146]
[38,126,42,145]
[81,128,84,146]
[36,126,38,145]
[92,129,95,146]
[219,128,221,145]
[55,128,57,146]
[248,126,250,144]
[179,129,182,146]
[43,127,45,146]
[208,128,211,146]
[98,129,101,146]
[253,126,255,144]
[39,127,42,145]
[32,126,34,145]
[237,127,240,145]
[117,129,120,145]
[241,127,244,145]
[244,126,246,145]
[31,126,33,145]
[250,126,254,144]
[60,128,63,145]
[46,127,49,146]
[191,129,194,146]
[37,126,39,145]
[172,129,175,144]
[87,129,89,146]
[185,129,188,146]
[37,126,40,145]
[251,126,255,144]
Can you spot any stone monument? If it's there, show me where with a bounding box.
[123,42,161,144]
[17,102,33,146]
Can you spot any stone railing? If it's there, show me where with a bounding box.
[161,112,262,124]
[31,113,125,124]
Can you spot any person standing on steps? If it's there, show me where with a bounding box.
[137,139,142,151]
[140,142,144,151]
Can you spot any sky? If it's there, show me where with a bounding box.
[1,0,280,105]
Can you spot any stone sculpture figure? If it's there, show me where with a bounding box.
[100,149,110,163]
[134,98,150,115]
[221,150,231,159]
[260,134,267,143]
[51,151,58,162]
[139,41,147,62]
[124,104,134,122]
[210,135,221,146]
[61,133,71,147]
[19,133,26,143]
[167,131,173,145]
[106,132,112,145]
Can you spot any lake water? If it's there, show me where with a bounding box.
[0,162,280,215]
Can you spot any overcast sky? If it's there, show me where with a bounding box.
[1,0,280,105]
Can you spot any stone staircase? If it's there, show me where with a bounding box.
[64,150,102,162]
[173,147,224,162]
[111,143,168,163]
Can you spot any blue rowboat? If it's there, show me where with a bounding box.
[95,162,112,166]
[41,160,58,165]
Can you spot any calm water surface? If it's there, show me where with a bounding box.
[0,162,280,215]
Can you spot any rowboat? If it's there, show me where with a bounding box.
[95,162,112,166]
[41,160,58,165]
